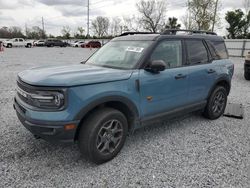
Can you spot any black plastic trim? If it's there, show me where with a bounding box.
[75,95,139,121]
[141,101,207,125]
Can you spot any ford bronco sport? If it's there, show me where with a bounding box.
[14,30,234,164]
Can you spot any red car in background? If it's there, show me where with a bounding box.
[81,41,101,48]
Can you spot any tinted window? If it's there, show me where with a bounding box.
[186,40,209,65]
[150,40,182,68]
[211,41,228,59]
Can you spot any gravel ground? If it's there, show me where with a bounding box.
[0,47,249,188]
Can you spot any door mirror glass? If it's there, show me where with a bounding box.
[146,60,166,73]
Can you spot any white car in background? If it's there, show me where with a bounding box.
[70,41,85,47]
[3,38,33,48]
[74,41,85,47]
[34,40,45,46]
[70,41,79,47]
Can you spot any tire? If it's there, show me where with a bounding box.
[203,86,227,120]
[78,108,128,164]
[7,44,12,48]
[27,44,31,48]
[244,71,250,80]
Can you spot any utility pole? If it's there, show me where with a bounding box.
[87,0,90,38]
[42,17,45,38]
[212,0,219,32]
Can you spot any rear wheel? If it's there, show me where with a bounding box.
[78,108,128,164]
[244,71,250,80]
[27,44,32,48]
[7,44,12,48]
[203,86,227,120]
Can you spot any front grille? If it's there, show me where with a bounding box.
[16,80,36,106]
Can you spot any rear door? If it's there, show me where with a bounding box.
[185,39,217,104]
[139,39,189,118]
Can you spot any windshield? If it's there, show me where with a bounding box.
[86,40,152,69]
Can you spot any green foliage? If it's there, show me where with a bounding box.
[225,9,250,39]
[61,26,71,39]
[165,17,181,29]
[0,26,25,38]
[26,26,46,39]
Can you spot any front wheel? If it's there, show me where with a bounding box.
[203,86,227,120]
[78,108,128,164]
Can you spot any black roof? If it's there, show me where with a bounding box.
[113,30,224,42]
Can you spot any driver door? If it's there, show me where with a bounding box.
[139,40,189,119]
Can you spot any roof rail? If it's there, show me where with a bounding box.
[120,32,157,36]
[162,29,217,35]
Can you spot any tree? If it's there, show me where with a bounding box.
[110,18,122,36]
[187,0,220,30]
[26,26,46,39]
[8,26,25,38]
[136,0,167,32]
[61,26,71,39]
[165,17,181,29]
[91,16,110,37]
[225,9,250,39]
[74,27,85,39]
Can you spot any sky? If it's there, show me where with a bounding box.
[0,0,248,36]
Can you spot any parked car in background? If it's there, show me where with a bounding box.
[74,41,85,47]
[81,41,101,48]
[3,38,33,48]
[70,41,79,47]
[45,39,68,47]
[34,40,45,47]
[244,51,250,80]
[14,30,234,164]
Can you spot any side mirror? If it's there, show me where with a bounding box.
[146,60,166,73]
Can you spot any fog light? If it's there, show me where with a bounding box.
[64,124,76,130]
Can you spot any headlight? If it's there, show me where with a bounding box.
[30,91,65,109]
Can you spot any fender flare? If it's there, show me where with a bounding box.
[207,76,231,98]
[74,95,140,121]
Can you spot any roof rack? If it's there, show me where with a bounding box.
[120,32,157,36]
[162,29,217,35]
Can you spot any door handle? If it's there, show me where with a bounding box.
[175,74,187,80]
[207,69,216,74]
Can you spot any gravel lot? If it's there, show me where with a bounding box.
[0,47,249,188]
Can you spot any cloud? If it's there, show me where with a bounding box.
[57,6,105,17]
[37,0,87,6]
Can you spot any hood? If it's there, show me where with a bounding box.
[18,64,133,87]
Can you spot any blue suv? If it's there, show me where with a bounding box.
[14,30,234,164]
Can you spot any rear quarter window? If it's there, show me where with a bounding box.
[210,41,228,59]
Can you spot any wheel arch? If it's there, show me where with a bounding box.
[208,77,231,98]
[74,96,140,141]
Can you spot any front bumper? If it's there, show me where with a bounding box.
[14,98,80,143]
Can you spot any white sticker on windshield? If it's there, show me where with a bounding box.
[126,47,144,53]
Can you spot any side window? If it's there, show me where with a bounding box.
[210,41,228,59]
[186,40,209,65]
[19,39,24,42]
[150,40,183,68]
[14,39,18,42]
